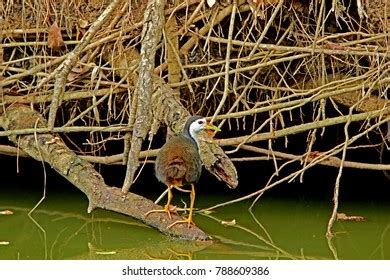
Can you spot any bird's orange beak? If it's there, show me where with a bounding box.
[205,121,221,136]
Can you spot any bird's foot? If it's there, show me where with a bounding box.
[167,216,195,229]
[144,204,177,220]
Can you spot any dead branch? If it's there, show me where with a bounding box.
[215,109,388,147]
[122,0,165,193]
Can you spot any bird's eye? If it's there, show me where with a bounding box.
[198,120,204,124]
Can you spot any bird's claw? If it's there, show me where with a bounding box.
[167,216,195,229]
[144,204,177,220]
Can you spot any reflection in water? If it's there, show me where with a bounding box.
[0,191,389,259]
[0,205,210,260]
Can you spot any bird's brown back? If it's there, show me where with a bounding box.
[155,135,202,186]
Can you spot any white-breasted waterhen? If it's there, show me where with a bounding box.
[145,116,220,228]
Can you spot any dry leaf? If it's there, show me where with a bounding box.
[48,21,64,50]
[78,19,89,29]
[337,212,366,222]
[68,54,90,82]
[0,210,13,215]
[221,219,236,226]
[207,0,216,8]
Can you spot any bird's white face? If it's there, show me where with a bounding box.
[187,117,220,147]
[189,117,207,134]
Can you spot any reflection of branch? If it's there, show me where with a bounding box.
[377,224,390,259]
[326,236,338,260]
[5,206,148,227]
[200,213,292,258]
[6,206,211,260]
[199,212,322,260]
[78,239,211,260]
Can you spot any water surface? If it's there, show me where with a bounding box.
[0,186,389,260]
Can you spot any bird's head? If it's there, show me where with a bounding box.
[184,116,221,145]
[188,116,221,134]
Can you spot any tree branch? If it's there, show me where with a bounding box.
[122,0,165,193]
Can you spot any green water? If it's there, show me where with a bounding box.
[0,187,389,260]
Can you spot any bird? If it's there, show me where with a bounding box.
[145,116,220,228]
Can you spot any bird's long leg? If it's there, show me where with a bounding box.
[188,183,195,224]
[168,183,196,229]
[145,185,176,219]
[165,185,174,219]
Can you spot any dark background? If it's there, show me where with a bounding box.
[2,128,389,204]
